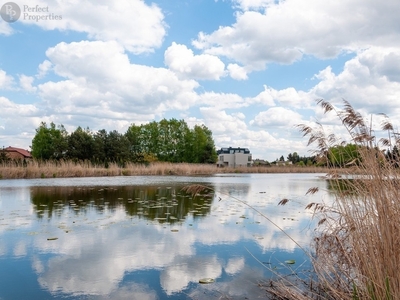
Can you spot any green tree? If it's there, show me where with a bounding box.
[328,143,360,167]
[143,121,160,158]
[125,123,144,162]
[67,127,94,161]
[92,129,130,165]
[92,129,108,163]
[126,120,217,164]
[0,148,10,163]
[105,130,130,164]
[287,152,300,164]
[192,125,217,163]
[31,122,68,160]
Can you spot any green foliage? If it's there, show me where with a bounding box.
[385,145,400,167]
[125,119,217,164]
[0,149,11,163]
[67,127,94,161]
[328,143,360,167]
[285,152,316,166]
[31,122,68,160]
[31,119,218,164]
[287,152,299,163]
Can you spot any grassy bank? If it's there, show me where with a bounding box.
[0,160,328,179]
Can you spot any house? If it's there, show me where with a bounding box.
[253,159,269,166]
[2,146,32,160]
[274,160,293,166]
[216,147,252,167]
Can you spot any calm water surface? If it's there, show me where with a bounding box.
[0,173,331,299]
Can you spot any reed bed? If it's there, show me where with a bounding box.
[0,160,328,179]
[267,100,400,299]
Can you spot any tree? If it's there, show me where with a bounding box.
[92,129,130,164]
[125,119,217,164]
[31,122,68,160]
[0,148,10,163]
[92,129,107,163]
[328,143,360,167]
[191,125,217,163]
[67,127,94,161]
[125,123,144,162]
[105,130,130,164]
[287,152,300,164]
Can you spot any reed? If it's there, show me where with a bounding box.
[0,160,328,179]
[269,100,400,299]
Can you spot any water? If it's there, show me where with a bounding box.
[0,173,331,299]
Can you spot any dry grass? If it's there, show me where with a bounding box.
[269,99,400,299]
[0,160,328,179]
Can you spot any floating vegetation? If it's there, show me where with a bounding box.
[171,229,179,232]
[199,278,215,284]
[285,260,296,264]
[47,237,58,241]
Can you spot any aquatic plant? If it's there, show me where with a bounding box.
[272,99,400,299]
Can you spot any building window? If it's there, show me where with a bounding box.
[248,155,252,161]
[220,155,224,161]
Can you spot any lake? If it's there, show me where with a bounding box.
[0,173,331,299]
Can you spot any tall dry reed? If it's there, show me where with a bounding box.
[0,160,328,179]
[270,100,400,299]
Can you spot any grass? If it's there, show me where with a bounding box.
[265,99,400,299]
[0,160,328,179]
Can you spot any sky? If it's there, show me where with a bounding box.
[0,0,399,161]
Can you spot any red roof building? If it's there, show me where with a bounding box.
[2,146,32,160]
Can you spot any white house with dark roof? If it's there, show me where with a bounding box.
[216,147,252,167]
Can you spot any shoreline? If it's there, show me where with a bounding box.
[0,161,330,179]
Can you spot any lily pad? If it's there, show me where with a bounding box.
[47,237,58,241]
[285,259,296,264]
[199,278,215,284]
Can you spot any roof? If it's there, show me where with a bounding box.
[3,146,32,158]
[217,147,251,154]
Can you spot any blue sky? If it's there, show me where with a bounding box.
[1,0,400,161]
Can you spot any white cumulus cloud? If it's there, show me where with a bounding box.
[164,42,226,80]
[227,63,248,80]
[250,107,303,127]
[0,69,14,89]
[193,0,400,71]
[41,40,199,120]
[19,0,166,54]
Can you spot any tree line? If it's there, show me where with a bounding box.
[284,144,400,168]
[30,119,217,165]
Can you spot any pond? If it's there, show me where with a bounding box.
[0,173,331,299]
